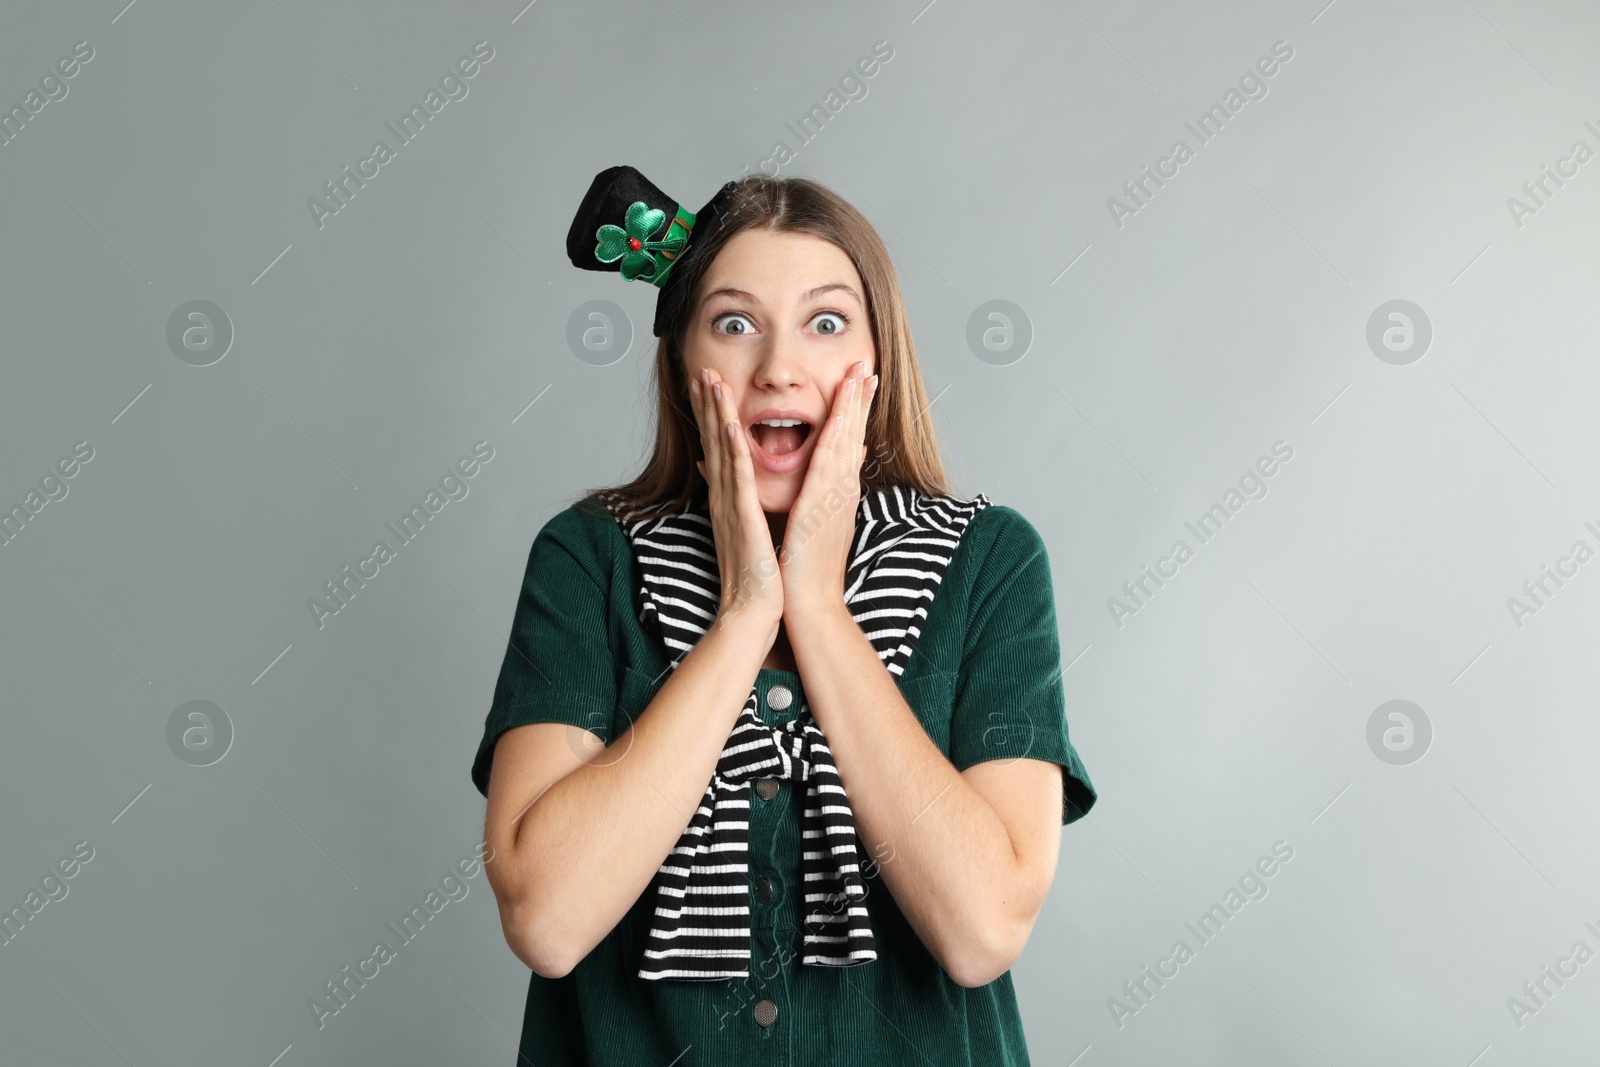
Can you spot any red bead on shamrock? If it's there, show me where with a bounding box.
[594,202,688,281]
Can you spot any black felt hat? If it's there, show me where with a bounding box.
[565,165,740,337]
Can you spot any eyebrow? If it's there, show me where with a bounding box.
[699,282,863,309]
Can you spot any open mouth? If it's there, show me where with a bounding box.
[748,418,814,457]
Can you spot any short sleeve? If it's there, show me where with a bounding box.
[947,507,1097,825]
[470,507,620,798]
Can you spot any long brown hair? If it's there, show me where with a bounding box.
[577,174,951,521]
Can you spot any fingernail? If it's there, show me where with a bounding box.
[713,382,722,401]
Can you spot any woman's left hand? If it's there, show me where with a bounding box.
[778,360,878,619]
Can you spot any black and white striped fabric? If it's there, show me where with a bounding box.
[597,484,991,981]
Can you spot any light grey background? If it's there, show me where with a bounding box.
[2,0,1597,1063]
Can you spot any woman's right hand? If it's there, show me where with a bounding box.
[690,367,785,633]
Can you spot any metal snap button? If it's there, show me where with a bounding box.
[765,684,793,711]
[754,999,778,1027]
[754,778,779,801]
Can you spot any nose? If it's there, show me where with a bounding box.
[751,327,806,391]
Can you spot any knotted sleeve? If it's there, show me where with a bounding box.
[946,506,1097,825]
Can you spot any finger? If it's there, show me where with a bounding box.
[727,416,760,528]
[837,374,858,469]
[849,363,866,436]
[714,376,772,600]
[689,375,706,461]
[704,373,742,599]
[807,380,838,487]
[831,375,852,470]
[819,387,847,478]
[689,376,713,480]
[855,362,876,456]
[839,371,866,494]
[700,369,725,489]
[857,372,878,469]
[855,363,872,443]
[715,375,760,528]
[712,375,739,502]
[847,367,864,464]
[709,374,742,538]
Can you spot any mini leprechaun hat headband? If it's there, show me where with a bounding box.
[564,165,740,337]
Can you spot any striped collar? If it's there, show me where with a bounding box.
[606,484,992,678]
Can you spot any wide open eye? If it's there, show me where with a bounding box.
[811,311,850,335]
[711,313,755,336]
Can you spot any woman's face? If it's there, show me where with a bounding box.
[681,228,878,515]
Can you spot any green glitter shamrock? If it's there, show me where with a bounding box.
[594,201,687,282]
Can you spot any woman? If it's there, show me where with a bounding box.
[471,167,1096,1065]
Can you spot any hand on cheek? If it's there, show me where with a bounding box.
[689,368,785,629]
[777,360,878,620]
